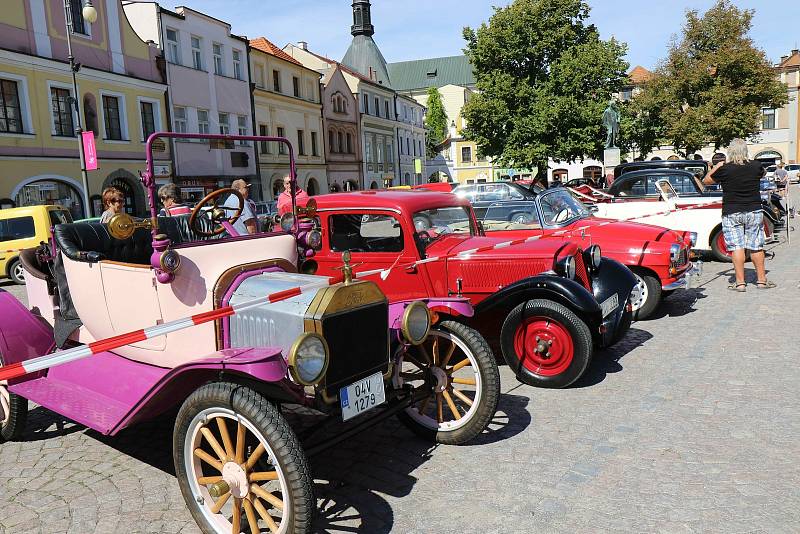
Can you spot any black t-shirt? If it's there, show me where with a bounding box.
[710,161,763,216]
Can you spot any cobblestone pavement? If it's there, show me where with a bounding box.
[1,203,799,533]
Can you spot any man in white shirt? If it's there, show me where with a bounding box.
[223,179,257,235]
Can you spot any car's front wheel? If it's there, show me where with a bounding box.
[629,269,662,320]
[394,321,500,445]
[174,382,314,534]
[500,299,593,388]
[7,258,25,285]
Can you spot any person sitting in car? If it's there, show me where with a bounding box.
[157,184,192,217]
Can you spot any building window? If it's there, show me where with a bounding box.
[461,146,472,162]
[762,108,776,130]
[384,100,390,119]
[140,101,156,140]
[363,93,369,114]
[413,137,417,157]
[297,129,305,155]
[621,88,633,102]
[346,132,353,154]
[419,140,423,157]
[293,76,300,98]
[277,126,286,154]
[69,0,88,35]
[254,65,265,88]
[405,137,410,156]
[232,49,242,80]
[0,79,23,134]
[173,106,187,133]
[197,109,210,134]
[102,95,123,140]
[365,136,373,166]
[237,115,247,144]
[338,132,344,155]
[218,112,229,135]
[374,97,379,117]
[273,70,281,93]
[259,124,269,153]
[165,28,180,64]
[191,36,202,70]
[311,131,318,156]
[50,87,74,137]
[213,43,224,75]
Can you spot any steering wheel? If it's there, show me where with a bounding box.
[189,188,243,237]
[554,208,571,223]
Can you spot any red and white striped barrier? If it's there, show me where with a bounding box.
[0,276,342,382]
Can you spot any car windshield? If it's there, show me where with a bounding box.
[538,189,590,226]
[482,202,541,230]
[413,206,475,248]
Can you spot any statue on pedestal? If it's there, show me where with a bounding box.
[602,100,620,149]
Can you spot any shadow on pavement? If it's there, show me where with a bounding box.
[22,405,86,441]
[572,327,653,388]
[645,287,706,320]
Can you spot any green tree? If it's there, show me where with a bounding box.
[461,0,628,178]
[630,0,787,156]
[424,87,448,159]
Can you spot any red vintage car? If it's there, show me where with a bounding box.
[478,188,701,319]
[294,190,637,389]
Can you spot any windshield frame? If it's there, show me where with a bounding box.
[536,188,592,229]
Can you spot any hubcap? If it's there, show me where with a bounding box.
[630,274,648,312]
[513,316,574,376]
[12,263,23,282]
[221,462,250,499]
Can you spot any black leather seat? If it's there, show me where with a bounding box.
[53,215,219,265]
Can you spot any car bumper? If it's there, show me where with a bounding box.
[662,261,703,290]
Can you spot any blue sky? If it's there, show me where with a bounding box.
[161,1,797,69]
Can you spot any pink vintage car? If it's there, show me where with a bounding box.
[0,133,500,534]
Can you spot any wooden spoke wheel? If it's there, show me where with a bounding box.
[174,383,313,534]
[393,321,499,445]
[189,188,244,237]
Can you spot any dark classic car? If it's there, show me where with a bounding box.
[451,182,540,221]
[613,159,708,180]
[303,190,636,389]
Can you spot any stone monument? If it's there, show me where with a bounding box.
[602,100,621,181]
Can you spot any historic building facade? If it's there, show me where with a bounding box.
[320,64,361,192]
[125,3,256,204]
[0,0,168,218]
[250,37,326,199]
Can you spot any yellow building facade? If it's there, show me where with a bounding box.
[0,0,168,218]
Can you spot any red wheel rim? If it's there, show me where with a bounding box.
[513,316,574,377]
[716,231,731,257]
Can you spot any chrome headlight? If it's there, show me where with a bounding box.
[288,333,329,385]
[687,232,698,247]
[585,245,601,271]
[670,243,681,263]
[401,301,431,345]
[557,255,576,280]
[280,212,296,232]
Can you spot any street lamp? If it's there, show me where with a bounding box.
[63,0,97,217]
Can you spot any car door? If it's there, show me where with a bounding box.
[317,211,428,300]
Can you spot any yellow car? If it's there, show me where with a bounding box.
[1,205,72,284]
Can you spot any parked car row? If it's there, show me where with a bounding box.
[0,134,781,533]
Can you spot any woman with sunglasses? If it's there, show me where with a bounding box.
[99,187,125,223]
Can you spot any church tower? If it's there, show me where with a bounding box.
[342,0,392,88]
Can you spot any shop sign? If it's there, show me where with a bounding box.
[37,183,57,191]
[153,164,172,177]
[151,139,167,153]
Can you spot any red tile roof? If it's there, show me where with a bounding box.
[250,37,302,66]
[628,65,654,84]
[778,50,800,68]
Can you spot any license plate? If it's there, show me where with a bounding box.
[340,372,386,422]
[601,293,619,317]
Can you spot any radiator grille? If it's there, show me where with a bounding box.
[320,301,389,393]
[574,250,592,290]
